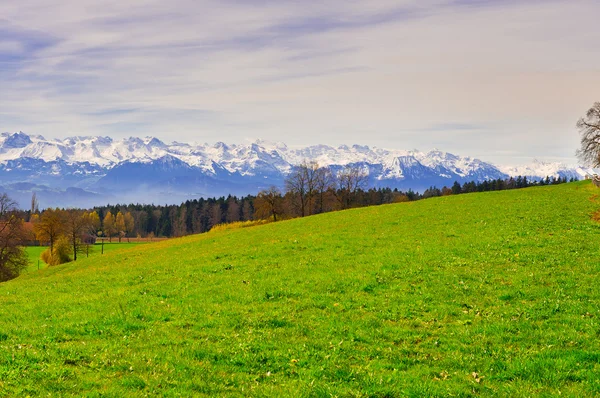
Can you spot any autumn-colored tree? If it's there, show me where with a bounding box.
[88,211,101,236]
[103,211,116,242]
[124,212,135,242]
[0,193,28,281]
[115,211,126,242]
[63,209,93,261]
[41,235,72,266]
[33,208,64,252]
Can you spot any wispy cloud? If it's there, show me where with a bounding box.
[422,123,483,132]
[0,0,598,163]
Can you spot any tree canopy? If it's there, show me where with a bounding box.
[576,102,600,166]
[0,194,28,281]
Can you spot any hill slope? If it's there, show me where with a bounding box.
[1,182,600,396]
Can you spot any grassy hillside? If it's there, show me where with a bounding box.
[24,242,149,272]
[1,182,600,396]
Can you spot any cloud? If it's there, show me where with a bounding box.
[0,24,58,63]
[0,0,598,164]
[422,123,483,132]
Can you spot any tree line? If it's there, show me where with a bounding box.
[0,164,573,282]
[86,164,573,239]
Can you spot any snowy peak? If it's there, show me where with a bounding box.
[498,160,579,180]
[145,137,166,148]
[2,132,32,149]
[0,132,581,186]
[0,131,584,208]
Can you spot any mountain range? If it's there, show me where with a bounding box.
[0,131,582,209]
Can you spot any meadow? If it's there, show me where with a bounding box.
[24,242,149,272]
[1,181,600,396]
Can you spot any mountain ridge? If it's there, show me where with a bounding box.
[0,131,582,208]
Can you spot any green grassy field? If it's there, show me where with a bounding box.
[2,181,600,396]
[24,242,149,272]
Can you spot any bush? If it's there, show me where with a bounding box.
[41,236,72,266]
[40,248,53,265]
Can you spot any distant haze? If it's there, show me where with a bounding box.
[1,0,599,164]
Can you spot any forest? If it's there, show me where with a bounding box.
[33,164,573,240]
[0,162,573,281]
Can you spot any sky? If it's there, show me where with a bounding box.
[1,0,599,165]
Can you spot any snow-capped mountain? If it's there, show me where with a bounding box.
[498,159,580,181]
[0,131,580,208]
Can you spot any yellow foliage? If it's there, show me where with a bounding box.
[40,236,72,266]
[393,194,410,203]
[209,219,271,233]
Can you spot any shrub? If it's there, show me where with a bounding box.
[41,236,73,266]
[40,248,53,265]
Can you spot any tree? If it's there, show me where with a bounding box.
[242,200,253,221]
[226,196,241,223]
[103,211,116,242]
[451,181,462,195]
[335,165,369,209]
[115,211,126,242]
[285,163,309,217]
[254,187,284,222]
[88,211,101,236]
[33,208,64,252]
[208,203,223,229]
[314,166,335,214]
[124,212,135,241]
[172,207,187,237]
[41,235,72,266]
[63,210,93,261]
[577,102,600,166]
[30,192,39,216]
[0,193,28,281]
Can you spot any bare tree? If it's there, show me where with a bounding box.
[254,187,284,221]
[0,193,28,281]
[209,203,223,229]
[226,196,241,223]
[285,161,320,217]
[577,102,600,166]
[242,200,253,221]
[335,165,369,209]
[285,163,309,217]
[30,192,39,216]
[172,207,188,237]
[0,193,18,216]
[314,166,335,214]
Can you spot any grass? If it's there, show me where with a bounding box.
[24,242,149,272]
[2,181,600,396]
